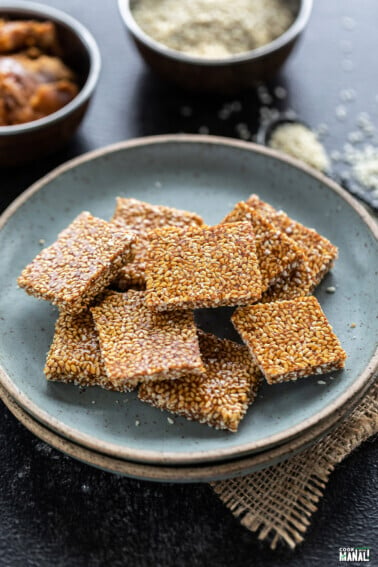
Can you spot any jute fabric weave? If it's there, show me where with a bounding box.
[212,381,378,549]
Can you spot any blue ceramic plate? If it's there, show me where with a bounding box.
[0,136,377,465]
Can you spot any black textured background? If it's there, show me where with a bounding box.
[0,1,377,566]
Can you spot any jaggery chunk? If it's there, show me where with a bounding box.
[44,310,137,392]
[139,331,261,432]
[246,195,338,289]
[111,197,204,289]
[232,296,346,384]
[145,222,262,311]
[0,19,59,53]
[18,212,135,314]
[222,202,304,291]
[91,290,205,387]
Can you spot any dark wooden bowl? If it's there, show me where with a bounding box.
[0,1,101,167]
[118,0,313,94]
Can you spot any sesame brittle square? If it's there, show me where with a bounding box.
[44,310,137,391]
[111,198,204,289]
[139,331,262,433]
[232,296,346,384]
[91,290,205,387]
[18,212,135,314]
[111,197,204,233]
[222,201,304,292]
[246,195,338,289]
[145,222,262,311]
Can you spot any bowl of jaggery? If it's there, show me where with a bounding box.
[0,1,101,166]
[118,0,312,93]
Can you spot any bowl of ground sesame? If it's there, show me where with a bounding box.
[118,0,312,93]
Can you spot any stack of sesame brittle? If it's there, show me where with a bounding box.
[18,195,346,432]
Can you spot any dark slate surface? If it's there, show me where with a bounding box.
[0,1,377,565]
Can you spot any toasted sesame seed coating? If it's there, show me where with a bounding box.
[138,331,262,432]
[111,198,204,290]
[246,195,338,288]
[222,202,304,291]
[112,234,150,290]
[18,212,135,314]
[232,296,347,384]
[111,197,204,232]
[44,310,137,392]
[91,290,205,387]
[145,222,262,311]
[260,254,313,302]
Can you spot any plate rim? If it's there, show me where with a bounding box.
[0,134,377,465]
[0,381,373,483]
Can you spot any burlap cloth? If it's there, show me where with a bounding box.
[211,381,378,550]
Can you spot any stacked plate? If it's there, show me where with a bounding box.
[0,136,377,482]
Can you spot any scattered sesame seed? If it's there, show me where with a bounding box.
[167,417,175,425]
[331,150,342,161]
[348,131,364,143]
[326,286,336,293]
[38,239,45,245]
[316,123,329,138]
[231,100,242,112]
[135,420,140,426]
[350,322,356,328]
[343,144,378,191]
[260,92,273,105]
[342,59,354,72]
[342,16,356,30]
[236,122,251,140]
[317,380,327,385]
[285,109,297,120]
[180,105,192,117]
[218,108,231,120]
[335,105,347,119]
[339,88,356,102]
[341,170,351,180]
[274,86,287,99]
[155,181,162,188]
[198,125,209,135]
[91,400,96,404]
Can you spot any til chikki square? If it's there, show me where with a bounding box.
[91,290,205,387]
[18,211,135,313]
[232,296,346,384]
[145,222,262,311]
[139,331,261,432]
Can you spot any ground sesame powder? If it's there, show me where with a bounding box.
[131,0,294,59]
